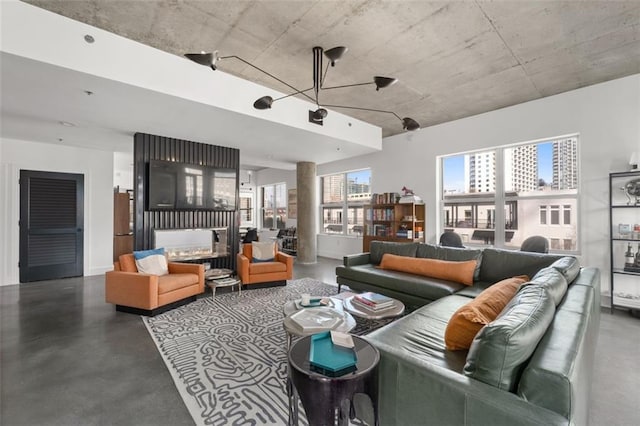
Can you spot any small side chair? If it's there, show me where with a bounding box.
[520,235,549,253]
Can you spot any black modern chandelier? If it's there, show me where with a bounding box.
[185,46,420,131]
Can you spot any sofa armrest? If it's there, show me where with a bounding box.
[276,251,294,279]
[237,253,250,283]
[105,270,159,310]
[343,252,371,267]
[369,339,569,426]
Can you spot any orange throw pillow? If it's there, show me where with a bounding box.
[118,253,138,273]
[445,275,529,350]
[379,253,477,286]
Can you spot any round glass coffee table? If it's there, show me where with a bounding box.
[205,268,241,299]
[343,295,405,320]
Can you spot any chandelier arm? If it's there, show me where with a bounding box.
[272,87,315,102]
[219,55,316,103]
[321,104,402,121]
[320,82,376,91]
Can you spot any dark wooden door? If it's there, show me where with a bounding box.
[19,170,84,282]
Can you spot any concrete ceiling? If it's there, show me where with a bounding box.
[22,0,640,138]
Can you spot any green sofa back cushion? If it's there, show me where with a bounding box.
[523,266,568,306]
[463,285,555,392]
[479,248,562,283]
[369,241,419,265]
[416,244,483,281]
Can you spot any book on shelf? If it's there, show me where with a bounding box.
[352,298,394,312]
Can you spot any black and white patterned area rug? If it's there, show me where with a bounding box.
[143,278,394,426]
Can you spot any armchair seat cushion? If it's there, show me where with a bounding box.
[158,273,200,294]
[249,261,287,274]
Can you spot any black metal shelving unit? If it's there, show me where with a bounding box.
[609,170,640,313]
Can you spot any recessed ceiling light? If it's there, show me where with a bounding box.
[84,34,95,43]
[84,90,94,96]
[58,138,64,142]
[59,121,75,127]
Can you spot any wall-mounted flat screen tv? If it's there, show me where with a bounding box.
[147,160,237,211]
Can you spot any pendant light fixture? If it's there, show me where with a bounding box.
[185,46,420,132]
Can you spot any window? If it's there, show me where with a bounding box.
[539,206,547,224]
[239,192,254,227]
[441,135,579,252]
[550,205,560,225]
[261,183,287,229]
[321,169,371,235]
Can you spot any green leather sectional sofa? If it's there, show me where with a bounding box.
[336,241,600,425]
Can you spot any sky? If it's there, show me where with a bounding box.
[347,169,371,185]
[443,142,554,193]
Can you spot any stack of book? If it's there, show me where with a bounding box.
[352,292,395,312]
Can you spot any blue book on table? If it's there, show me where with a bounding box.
[309,332,357,377]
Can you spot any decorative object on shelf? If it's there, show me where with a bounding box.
[184,47,420,132]
[621,178,640,205]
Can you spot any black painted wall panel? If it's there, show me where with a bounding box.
[133,132,240,270]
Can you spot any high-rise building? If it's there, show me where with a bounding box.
[505,144,538,192]
[464,146,537,193]
[464,151,496,193]
[552,137,578,190]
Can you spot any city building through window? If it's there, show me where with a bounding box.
[441,135,579,252]
[320,169,371,236]
[261,183,287,229]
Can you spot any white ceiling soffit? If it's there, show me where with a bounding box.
[0,1,382,170]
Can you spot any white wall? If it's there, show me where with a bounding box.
[313,74,640,299]
[0,138,114,285]
[113,151,133,190]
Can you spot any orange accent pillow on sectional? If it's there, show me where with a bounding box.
[118,253,138,273]
[378,253,477,286]
[444,275,530,350]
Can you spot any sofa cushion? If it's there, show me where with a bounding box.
[550,256,580,284]
[133,248,168,276]
[524,266,568,306]
[337,264,466,300]
[249,261,287,274]
[369,241,419,265]
[379,254,477,286]
[416,244,483,281]
[251,241,276,262]
[366,294,471,372]
[158,273,198,294]
[463,285,555,392]
[479,248,562,283]
[444,275,529,350]
[119,253,138,273]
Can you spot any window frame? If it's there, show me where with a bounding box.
[260,182,287,230]
[438,134,580,254]
[319,169,371,236]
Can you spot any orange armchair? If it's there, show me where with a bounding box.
[105,253,204,316]
[237,243,293,288]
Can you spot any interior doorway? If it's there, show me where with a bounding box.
[19,170,84,282]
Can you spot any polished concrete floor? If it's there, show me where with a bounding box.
[1,257,639,425]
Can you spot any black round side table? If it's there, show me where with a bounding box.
[287,335,380,426]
